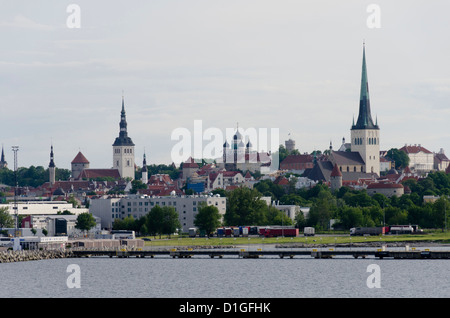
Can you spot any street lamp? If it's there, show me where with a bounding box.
[11,146,19,237]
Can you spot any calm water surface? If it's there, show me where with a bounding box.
[1,253,449,298]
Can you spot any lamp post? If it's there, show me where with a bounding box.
[11,146,19,237]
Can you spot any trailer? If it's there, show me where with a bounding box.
[224,228,233,237]
[388,225,414,235]
[350,227,388,236]
[263,228,299,237]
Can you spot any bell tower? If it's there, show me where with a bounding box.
[113,95,135,180]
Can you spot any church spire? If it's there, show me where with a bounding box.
[352,43,378,130]
[113,95,135,147]
[49,145,55,168]
[0,144,7,168]
[49,144,56,186]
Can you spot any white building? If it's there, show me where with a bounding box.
[90,194,227,232]
[271,203,300,222]
[27,214,101,237]
[399,144,434,173]
[0,201,88,217]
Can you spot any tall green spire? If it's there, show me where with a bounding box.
[352,43,379,130]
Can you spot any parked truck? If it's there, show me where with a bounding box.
[188,228,197,237]
[303,227,315,236]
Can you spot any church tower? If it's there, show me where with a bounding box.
[0,145,7,169]
[113,96,135,180]
[49,145,56,186]
[350,44,380,176]
[141,152,148,184]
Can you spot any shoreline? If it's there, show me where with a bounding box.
[2,240,449,263]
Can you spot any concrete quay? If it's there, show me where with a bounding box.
[0,249,71,263]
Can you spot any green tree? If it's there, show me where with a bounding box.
[146,205,165,238]
[146,205,181,238]
[307,190,337,230]
[337,206,364,229]
[387,148,410,170]
[194,204,222,237]
[0,207,14,228]
[130,179,147,194]
[384,207,408,225]
[432,196,450,231]
[294,210,306,229]
[161,206,181,238]
[75,213,97,236]
[224,187,268,226]
[264,205,293,226]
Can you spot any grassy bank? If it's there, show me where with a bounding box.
[141,231,450,248]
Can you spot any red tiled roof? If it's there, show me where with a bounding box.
[274,176,289,185]
[280,154,313,165]
[367,182,404,189]
[183,157,199,168]
[149,174,173,186]
[330,163,342,177]
[399,145,432,154]
[71,152,90,164]
[78,169,121,179]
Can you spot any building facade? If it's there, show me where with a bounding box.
[399,144,434,172]
[90,194,227,232]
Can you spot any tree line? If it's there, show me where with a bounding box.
[0,166,71,188]
[253,171,450,231]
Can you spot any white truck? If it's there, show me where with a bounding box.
[303,227,315,236]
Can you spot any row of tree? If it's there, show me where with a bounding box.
[297,184,449,231]
[0,166,71,188]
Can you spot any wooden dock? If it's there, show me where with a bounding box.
[71,248,450,259]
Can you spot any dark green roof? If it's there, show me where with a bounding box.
[352,44,379,130]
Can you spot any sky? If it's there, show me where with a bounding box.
[1,0,449,170]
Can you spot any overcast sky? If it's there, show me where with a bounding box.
[1,0,449,170]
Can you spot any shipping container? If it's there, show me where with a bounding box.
[264,228,299,237]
